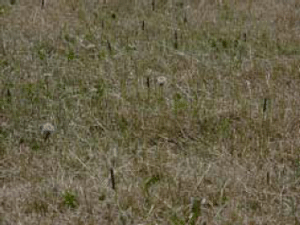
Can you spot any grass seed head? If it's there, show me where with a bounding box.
[157,76,167,86]
[40,122,55,141]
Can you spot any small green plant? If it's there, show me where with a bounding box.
[0,5,11,15]
[30,140,40,151]
[67,49,75,61]
[94,79,106,100]
[98,49,107,60]
[217,118,232,138]
[189,197,201,225]
[170,213,185,225]
[62,190,78,209]
[173,92,188,117]
[294,159,300,178]
[33,41,54,60]
[143,174,160,197]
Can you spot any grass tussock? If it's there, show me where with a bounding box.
[1,0,300,224]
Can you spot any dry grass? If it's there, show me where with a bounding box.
[1,0,300,224]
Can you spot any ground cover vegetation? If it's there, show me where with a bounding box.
[1,0,300,224]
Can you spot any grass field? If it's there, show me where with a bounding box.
[1,0,300,224]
